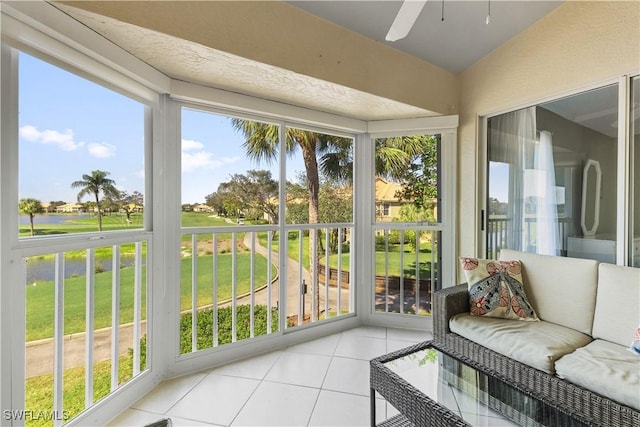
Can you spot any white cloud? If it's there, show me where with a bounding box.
[180,138,240,172]
[88,142,116,158]
[182,139,204,151]
[182,150,216,173]
[19,125,84,151]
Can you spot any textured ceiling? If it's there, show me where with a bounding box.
[55,3,435,121]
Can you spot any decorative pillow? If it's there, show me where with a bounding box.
[631,324,640,355]
[460,257,539,321]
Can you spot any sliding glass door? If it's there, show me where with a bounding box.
[486,83,631,264]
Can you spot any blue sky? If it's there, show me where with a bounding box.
[18,52,305,205]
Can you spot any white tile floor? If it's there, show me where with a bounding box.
[109,326,429,427]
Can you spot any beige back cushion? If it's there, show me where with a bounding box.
[499,249,599,334]
[592,263,640,346]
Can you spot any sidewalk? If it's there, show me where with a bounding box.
[26,322,146,378]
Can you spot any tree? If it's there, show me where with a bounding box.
[205,192,226,216]
[231,120,354,319]
[392,135,440,216]
[228,170,279,223]
[71,170,119,232]
[19,198,44,236]
[231,120,432,320]
[116,190,144,222]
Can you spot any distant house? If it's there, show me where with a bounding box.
[55,202,85,213]
[193,204,213,213]
[375,178,404,222]
[123,203,143,213]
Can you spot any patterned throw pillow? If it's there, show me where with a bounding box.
[631,325,640,355]
[460,257,539,321]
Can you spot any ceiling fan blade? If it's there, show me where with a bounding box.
[385,0,428,42]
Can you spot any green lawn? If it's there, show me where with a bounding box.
[23,212,277,341]
[258,232,312,268]
[20,212,235,238]
[26,266,148,341]
[26,252,274,342]
[19,213,144,238]
[25,354,136,427]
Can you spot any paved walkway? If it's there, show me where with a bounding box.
[25,231,350,378]
[222,231,351,321]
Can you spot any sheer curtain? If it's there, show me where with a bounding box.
[534,130,558,255]
[489,107,558,255]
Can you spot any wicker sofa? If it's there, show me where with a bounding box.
[433,249,640,427]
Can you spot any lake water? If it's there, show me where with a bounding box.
[26,256,139,284]
[19,214,91,225]
[21,214,144,283]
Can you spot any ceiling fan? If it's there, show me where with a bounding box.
[385,0,428,42]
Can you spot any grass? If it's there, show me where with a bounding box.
[179,252,274,311]
[257,231,437,278]
[26,265,148,342]
[25,354,137,427]
[19,213,144,238]
[24,212,276,341]
[26,252,274,342]
[257,232,313,269]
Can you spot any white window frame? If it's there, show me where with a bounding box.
[362,117,458,331]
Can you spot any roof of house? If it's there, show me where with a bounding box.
[375,178,403,202]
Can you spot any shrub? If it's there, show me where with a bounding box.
[134,304,279,362]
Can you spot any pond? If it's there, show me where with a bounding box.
[26,256,140,284]
[19,214,92,225]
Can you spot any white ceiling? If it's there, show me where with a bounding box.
[288,1,564,73]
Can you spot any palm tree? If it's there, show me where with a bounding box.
[71,170,119,232]
[231,120,431,319]
[19,198,44,236]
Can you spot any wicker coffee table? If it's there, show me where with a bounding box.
[370,341,588,427]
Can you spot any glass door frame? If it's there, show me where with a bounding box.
[479,76,637,266]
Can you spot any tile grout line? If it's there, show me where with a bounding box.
[226,349,285,427]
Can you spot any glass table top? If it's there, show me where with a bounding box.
[381,344,586,427]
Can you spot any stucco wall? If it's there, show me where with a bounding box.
[60,0,459,116]
[457,1,640,271]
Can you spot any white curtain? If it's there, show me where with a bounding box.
[489,107,558,255]
[533,130,558,255]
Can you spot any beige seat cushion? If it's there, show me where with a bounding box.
[555,339,640,411]
[450,313,592,373]
[592,263,640,347]
[499,249,599,335]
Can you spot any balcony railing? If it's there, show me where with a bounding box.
[373,225,441,316]
[486,217,573,259]
[23,237,149,426]
[179,223,354,356]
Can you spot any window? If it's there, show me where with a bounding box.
[12,50,150,424]
[18,53,145,237]
[373,133,443,316]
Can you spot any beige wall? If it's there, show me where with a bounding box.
[458,1,640,272]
